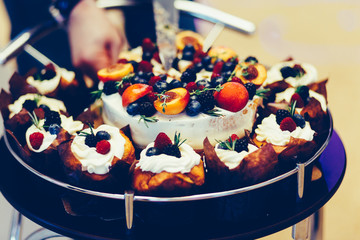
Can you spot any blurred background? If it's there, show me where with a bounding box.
[0,0,359,239]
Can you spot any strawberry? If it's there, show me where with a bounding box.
[280,117,297,132]
[291,93,304,108]
[185,82,198,93]
[29,132,44,150]
[154,132,172,150]
[213,61,224,74]
[142,38,155,53]
[148,76,162,86]
[137,60,153,73]
[96,140,111,154]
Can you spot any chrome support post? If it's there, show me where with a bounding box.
[24,228,62,240]
[125,190,134,229]
[9,210,22,240]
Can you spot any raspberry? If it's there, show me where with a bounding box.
[29,132,44,150]
[153,51,161,63]
[280,117,297,132]
[244,82,256,100]
[44,63,56,72]
[146,92,158,102]
[137,60,153,73]
[234,138,249,153]
[148,76,162,86]
[276,109,291,125]
[163,144,181,158]
[142,38,155,53]
[154,132,172,150]
[96,140,111,155]
[291,93,304,108]
[211,73,221,80]
[185,82,198,93]
[230,134,239,141]
[193,57,202,64]
[293,64,306,75]
[117,58,128,64]
[213,61,224,74]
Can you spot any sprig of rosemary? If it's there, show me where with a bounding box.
[203,109,224,117]
[191,85,223,96]
[28,111,42,130]
[138,115,158,128]
[216,137,236,151]
[91,73,135,100]
[155,91,170,113]
[288,100,297,116]
[255,88,270,99]
[78,122,95,137]
[173,132,186,148]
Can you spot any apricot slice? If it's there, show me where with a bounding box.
[176,31,204,52]
[154,88,190,115]
[235,62,267,87]
[214,82,249,112]
[97,63,134,82]
[207,46,237,62]
[122,84,153,107]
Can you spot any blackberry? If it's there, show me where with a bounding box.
[244,82,256,100]
[244,56,258,63]
[234,138,249,153]
[296,86,310,103]
[276,109,291,125]
[139,101,156,117]
[180,69,196,83]
[23,100,37,112]
[103,81,119,95]
[280,66,297,79]
[197,90,216,112]
[162,144,181,158]
[85,134,98,148]
[44,111,61,130]
[39,104,50,113]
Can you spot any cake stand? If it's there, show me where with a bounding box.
[0,128,345,240]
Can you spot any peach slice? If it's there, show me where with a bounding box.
[207,46,237,62]
[235,62,267,87]
[214,82,249,112]
[122,84,153,107]
[154,88,190,115]
[176,31,204,52]
[97,63,134,82]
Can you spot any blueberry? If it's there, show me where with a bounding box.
[146,147,161,156]
[194,62,203,73]
[180,69,196,83]
[222,62,235,72]
[142,51,153,61]
[172,57,180,70]
[153,80,168,93]
[293,114,306,128]
[211,76,225,87]
[186,100,202,116]
[221,70,233,80]
[39,104,50,113]
[196,79,211,88]
[182,51,194,61]
[145,72,154,81]
[169,79,183,89]
[126,102,140,116]
[190,95,198,101]
[96,130,111,141]
[280,66,297,79]
[205,63,214,72]
[131,76,148,84]
[41,69,56,80]
[139,101,157,117]
[158,74,167,81]
[48,124,61,135]
[202,56,212,66]
[136,71,147,79]
[183,44,195,53]
[23,100,37,112]
[244,56,258,63]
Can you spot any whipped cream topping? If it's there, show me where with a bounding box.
[215,143,258,170]
[255,114,316,146]
[102,93,260,149]
[137,142,201,174]
[26,120,57,153]
[71,125,126,175]
[8,93,67,118]
[275,88,327,112]
[264,61,318,87]
[60,115,83,135]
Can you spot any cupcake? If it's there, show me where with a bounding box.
[131,132,205,196]
[58,124,135,192]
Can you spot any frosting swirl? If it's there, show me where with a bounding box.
[215,143,258,170]
[137,142,201,174]
[255,114,315,146]
[71,125,126,175]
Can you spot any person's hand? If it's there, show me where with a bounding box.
[67,0,124,81]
